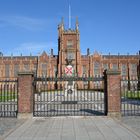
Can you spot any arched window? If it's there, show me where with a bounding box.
[82,65,86,74]
[42,63,47,76]
[24,64,29,71]
[5,64,9,77]
[67,52,75,60]
[121,64,127,76]
[67,40,73,48]
[112,63,118,71]
[54,66,57,77]
[14,64,19,77]
[130,63,137,76]
[103,63,108,70]
[94,62,100,76]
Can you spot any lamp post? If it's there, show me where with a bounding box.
[88,54,91,88]
[127,53,130,91]
[118,53,120,70]
[36,53,41,77]
[36,56,38,77]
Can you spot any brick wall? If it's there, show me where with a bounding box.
[18,72,34,113]
[105,70,121,117]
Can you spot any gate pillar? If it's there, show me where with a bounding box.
[18,72,34,118]
[104,70,121,118]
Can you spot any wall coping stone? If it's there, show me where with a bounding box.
[18,71,34,76]
[106,70,121,75]
[18,113,33,119]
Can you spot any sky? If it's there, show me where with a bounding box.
[0,0,140,56]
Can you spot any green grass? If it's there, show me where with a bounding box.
[77,89,104,92]
[0,95,17,102]
[0,92,17,102]
[122,91,140,100]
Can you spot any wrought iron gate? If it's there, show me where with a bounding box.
[33,77,105,117]
[121,78,140,116]
[0,79,18,117]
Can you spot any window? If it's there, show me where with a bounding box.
[14,64,19,77]
[54,66,57,77]
[67,40,73,48]
[94,62,100,76]
[67,52,75,60]
[33,64,37,71]
[130,64,137,76]
[121,64,127,76]
[82,65,86,74]
[5,64,9,77]
[112,64,118,71]
[24,64,29,71]
[42,63,47,76]
[103,64,108,70]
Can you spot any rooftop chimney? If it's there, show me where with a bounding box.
[51,49,53,56]
[87,48,90,56]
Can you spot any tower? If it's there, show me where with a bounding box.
[57,18,81,77]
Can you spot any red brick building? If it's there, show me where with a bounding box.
[0,19,139,79]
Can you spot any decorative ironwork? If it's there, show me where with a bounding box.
[0,79,18,117]
[33,76,105,117]
[121,78,140,116]
[65,58,73,65]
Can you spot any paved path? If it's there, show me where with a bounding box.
[2,116,140,140]
[120,116,140,134]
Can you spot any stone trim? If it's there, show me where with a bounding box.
[18,71,34,76]
[106,70,121,75]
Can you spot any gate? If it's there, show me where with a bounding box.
[0,79,18,117]
[121,78,140,116]
[33,77,105,117]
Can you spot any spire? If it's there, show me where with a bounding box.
[60,17,64,30]
[69,4,71,29]
[61,17,64,25]
[76,16,79,30]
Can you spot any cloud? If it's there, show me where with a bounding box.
[12,42,57,56]
[0,15,57,31]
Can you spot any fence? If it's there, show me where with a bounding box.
[33,76,105,117]
[121,78,140,116]
[0,71,139,118]
[0,79,18,117]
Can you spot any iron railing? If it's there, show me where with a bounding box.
[0,79,18,117]
[121,79,140,116]
[33,76,105,117]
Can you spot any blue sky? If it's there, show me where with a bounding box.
[0,0,140,56]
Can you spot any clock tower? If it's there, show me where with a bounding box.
[57,18,81,77]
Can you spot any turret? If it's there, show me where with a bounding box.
[76,17,79,31]
[87,48,90,56]
[58,17,64,36]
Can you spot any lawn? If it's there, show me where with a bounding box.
[122,91,140,100]
[0,92,17,102]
